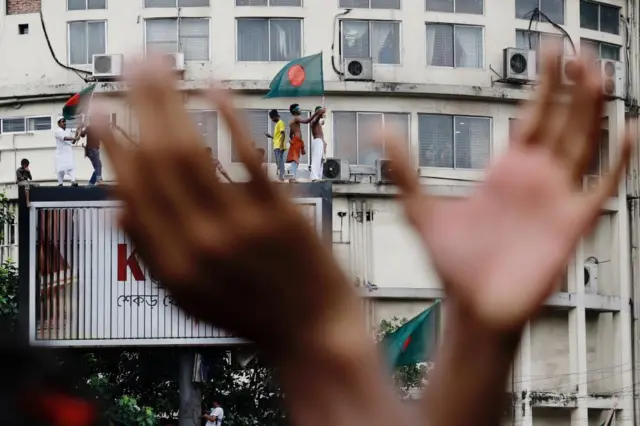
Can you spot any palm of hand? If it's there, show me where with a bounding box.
[388,54,630,331]
[416,147,583,329]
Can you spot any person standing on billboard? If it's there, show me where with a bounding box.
[54,117,79,187]
[265,109,286,182]
[309,106,326,181]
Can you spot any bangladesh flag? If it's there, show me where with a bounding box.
[382,301,441,368]
[62,84,96,120]
[264,53,324,99]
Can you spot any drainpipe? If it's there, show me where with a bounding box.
[627,196,638,426]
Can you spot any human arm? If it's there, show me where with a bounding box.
[265,133,273,139]
[297,108,325,125]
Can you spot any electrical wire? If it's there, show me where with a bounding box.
[38,8,92,82]
[524,8,576,55]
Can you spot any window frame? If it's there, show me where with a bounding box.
[340,19,402,65]
[144,0,210,7]
[425,0,484,15]
[425,23,484,69]
[516,0,565,25]
[339,0,401,10]
[579,0,621,34]
[332,111,410,170]
[417,113,492,170]
[0,116,52,134]
[580,38,621,60]
[187,109,219,155]
[235,17,304,63]
[66,0,107,11]
[67,19,108,66]
[144,17,212,62]
[235,0,303,6]
[25,116,53,133]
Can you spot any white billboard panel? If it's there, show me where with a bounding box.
[29,199,323,347]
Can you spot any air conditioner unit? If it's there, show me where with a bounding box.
[92,54,124,79]
[163,52,186,71]
[597,59,624,99]
[323,158,350,182]
[584,260,599,294]
[343,58,373,81]
[375,159,393,184]
[561,56,579,85]
[503,48,536,83]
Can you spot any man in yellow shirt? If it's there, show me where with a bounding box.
[266,109,286,181]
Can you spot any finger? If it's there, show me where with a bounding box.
[206,87,272,191]
[561,55,604,183]
[92,109,130,182]
[577,129,631,227]
[383,132,429,221]
[518,48,563,146]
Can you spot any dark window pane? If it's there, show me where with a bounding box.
[580,1,599,30]
[426,0,454,12]
[600,43,620,60]
[600,4,620,35]
[456,0,483,14]
[541,0,564,24]
[516,0,538,18]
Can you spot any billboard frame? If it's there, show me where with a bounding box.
[18,183,332,348]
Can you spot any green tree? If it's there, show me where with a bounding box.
[377,317,431,397]
[0,192,17,325]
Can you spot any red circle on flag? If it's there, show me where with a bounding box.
[288,65,306,87]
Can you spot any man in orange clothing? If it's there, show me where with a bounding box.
[287,104,325,182]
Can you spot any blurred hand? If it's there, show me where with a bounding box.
[94,58,361,355]
[387,52,631,332]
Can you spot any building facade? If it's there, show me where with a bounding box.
[0,0,639,425]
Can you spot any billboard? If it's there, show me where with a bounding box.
[20,184,332,347]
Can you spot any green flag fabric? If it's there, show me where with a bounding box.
[382,301,441,368]
[62,84,96,120]
[600,408,615,426]
[264,53,324,99]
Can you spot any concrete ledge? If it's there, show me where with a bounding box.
[0,79,534,104]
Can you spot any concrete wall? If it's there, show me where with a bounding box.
[0,0,626,90]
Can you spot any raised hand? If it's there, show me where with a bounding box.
[92,58,363,356]
[387,51,631,332]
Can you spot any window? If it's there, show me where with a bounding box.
[516,0,564,25]
[188,111,218,154]
[587,129,609,176]
[418,114,490,169]
[27,117,52,131]
[581,39,620,60]
[426,0,483,14]
[236,0,302,5]
[342,20,400,64]
[237,19,302,62]
[0,116,51,133]
[67,0,106,10]
[339,0,400,9]
[580,1,620,35]
[516,30,566,70]
[68,21,106,65]
[144,0,209,7]
[145,18,210,61]
[232,109,311,165]
[333,112,409,166]
[426,24,483,68]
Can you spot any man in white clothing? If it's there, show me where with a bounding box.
[203,400,224,426]
[309,106,326,181]
[54,117,79,187]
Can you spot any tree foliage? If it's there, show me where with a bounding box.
[377,317,431,397]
